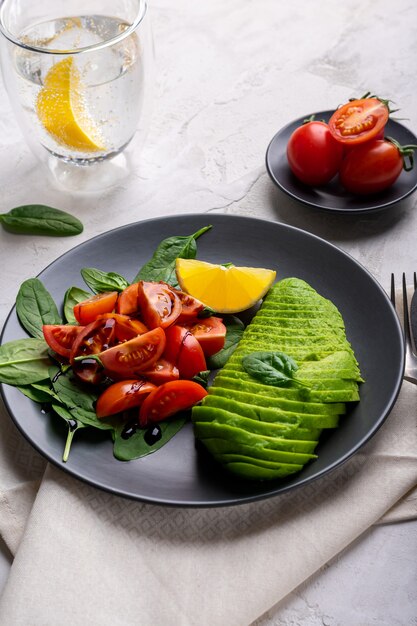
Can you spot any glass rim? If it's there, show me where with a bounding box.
[0,0,147,55]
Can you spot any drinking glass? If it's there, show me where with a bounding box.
[0,0,153,191]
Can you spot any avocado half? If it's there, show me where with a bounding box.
[191,277,362,481]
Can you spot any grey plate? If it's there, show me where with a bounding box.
[266,111,417,213]
[0,214,405,506]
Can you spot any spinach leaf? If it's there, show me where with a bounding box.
[0,205,83,236]
[0,338,51,384]
[50,367,113,431]
[198,305,216,319]
[242,351,307,387]
[63,286,91,323]
[206,315,245,369]
[192,370,211,389]
[81,268,129,293]
[112,415,187,461]
[16,278,62,339]
[51,403,87,462]
[17,381,55,403]
[132,225,212,287]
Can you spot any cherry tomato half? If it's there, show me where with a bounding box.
[139,380,208,427]
[328,98,389,145]
[73,291,118,325]
[137,282,182,329]
[116,283,139,315]
[96,379,156,418]
[286,121,344,186]
[98,327,166,377]
[339,139,404,195]
[180,316,226,357]
[43,324,84,358]
[163,325,207,379]
[140,359,180,385]
[98,313,148,342]
[70,318,117,384]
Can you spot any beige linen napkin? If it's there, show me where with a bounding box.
[0,379,416,626]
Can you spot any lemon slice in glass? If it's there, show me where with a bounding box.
[36,57,105,152]
[175,259,277,313]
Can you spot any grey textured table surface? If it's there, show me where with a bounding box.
[0,0,416,623]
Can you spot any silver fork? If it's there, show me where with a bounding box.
[391,272,417,384]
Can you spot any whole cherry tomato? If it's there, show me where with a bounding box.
[339,138,416,195]
[287,120,344,186]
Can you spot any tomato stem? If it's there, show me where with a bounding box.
[350,92,399,115]
[63,425,77,462]
[302,114,326,125]
[386,137,417,172]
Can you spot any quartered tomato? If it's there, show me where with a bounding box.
[168,286,205,322]
[43,324,84,358]
[98,313,148,342]
[328,98,389,145]
[73,291,118,325]
[98,327,166,377]
[96,379,156,418]
[140,359,180,385]
[181,316,226,356]
[163,325,207,379]
[70,318,117,384]
[139,380,208,427]
[116,283,139,315]
[137,281,182,329]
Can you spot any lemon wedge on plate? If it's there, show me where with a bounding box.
[36,57,105,152]
[175,259,276,313]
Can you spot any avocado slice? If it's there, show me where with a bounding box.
[201,394,331,432]
[208,386,345,415]
[218,368,360,392]
[202,438,317,467]
[213,375,359,403]
[196,398,338,430]
[225,461,303,480]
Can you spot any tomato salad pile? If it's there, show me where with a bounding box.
[286,94,417,195]
[42,281,226,428]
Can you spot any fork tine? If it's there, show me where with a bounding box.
[402,273,412,348]
[390,273,396,306]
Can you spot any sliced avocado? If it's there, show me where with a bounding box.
[191,276,362,481]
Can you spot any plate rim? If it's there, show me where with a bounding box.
[0,213,405,507]
[265,111,417,214]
